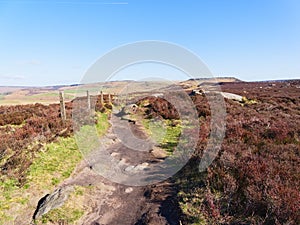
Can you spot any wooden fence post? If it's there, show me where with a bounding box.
[108,93,112,104]
[100,91,104,105]
[87,90,91,110]
[113,93,118,106]
[59,91,66,122]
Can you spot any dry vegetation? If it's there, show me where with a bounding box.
[0,80,299,224]
[0,94,112,223]
[139,80,300,225]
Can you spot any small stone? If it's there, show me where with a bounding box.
[111,152,120,157]
[125,165,135,172]
[125,187,133,193]
[135,163,149,171]
[151,147,167,159]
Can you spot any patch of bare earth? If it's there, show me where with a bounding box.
[36,115,181,225]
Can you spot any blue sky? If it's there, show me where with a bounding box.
[0,0,299,86]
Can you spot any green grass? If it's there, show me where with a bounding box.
[64,88,100,95]
[26,136,82,190]
[0,120,26,129]
[95,113,110,136]
[27,92,74,100]
[241,96,258,105]
[142,119,182,154]
[75,112,110,156]
[0,99,25,105]
[40,208,84,224]
[0,178,30,223]
[138,98,182,154]
[0,112,110,224]
[178,188,208,225]
[0,136,83,224]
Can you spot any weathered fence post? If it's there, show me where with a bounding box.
[113,93,118,106]
[59,91,66,122]
[87,90,91,110]
[108,93,112,104]
[100,91,104,105]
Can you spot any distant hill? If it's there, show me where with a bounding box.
[0,78,245,105]
[187,77,242,82]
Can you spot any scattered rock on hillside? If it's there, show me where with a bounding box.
[32,186,74,221]
[190,88,244,102]
[150,146,168,159]
[219,92,243,102]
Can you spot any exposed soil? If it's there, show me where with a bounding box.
[45,114,181,225]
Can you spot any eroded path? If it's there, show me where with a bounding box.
[35,114,180,225]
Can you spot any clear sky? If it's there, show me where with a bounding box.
[0,0,299,86]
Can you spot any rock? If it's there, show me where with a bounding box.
[135,163,149,171]
[125,165,135,172]
[190,89,204,96]
[111,152,120,158]
[125,187,133,193]
[150,147,167,159]
[33,186,74,220]
[152,93,163,97]
[219,92,243,102]
[192,89,244,102]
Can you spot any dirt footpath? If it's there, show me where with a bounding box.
[53,114,181,225]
